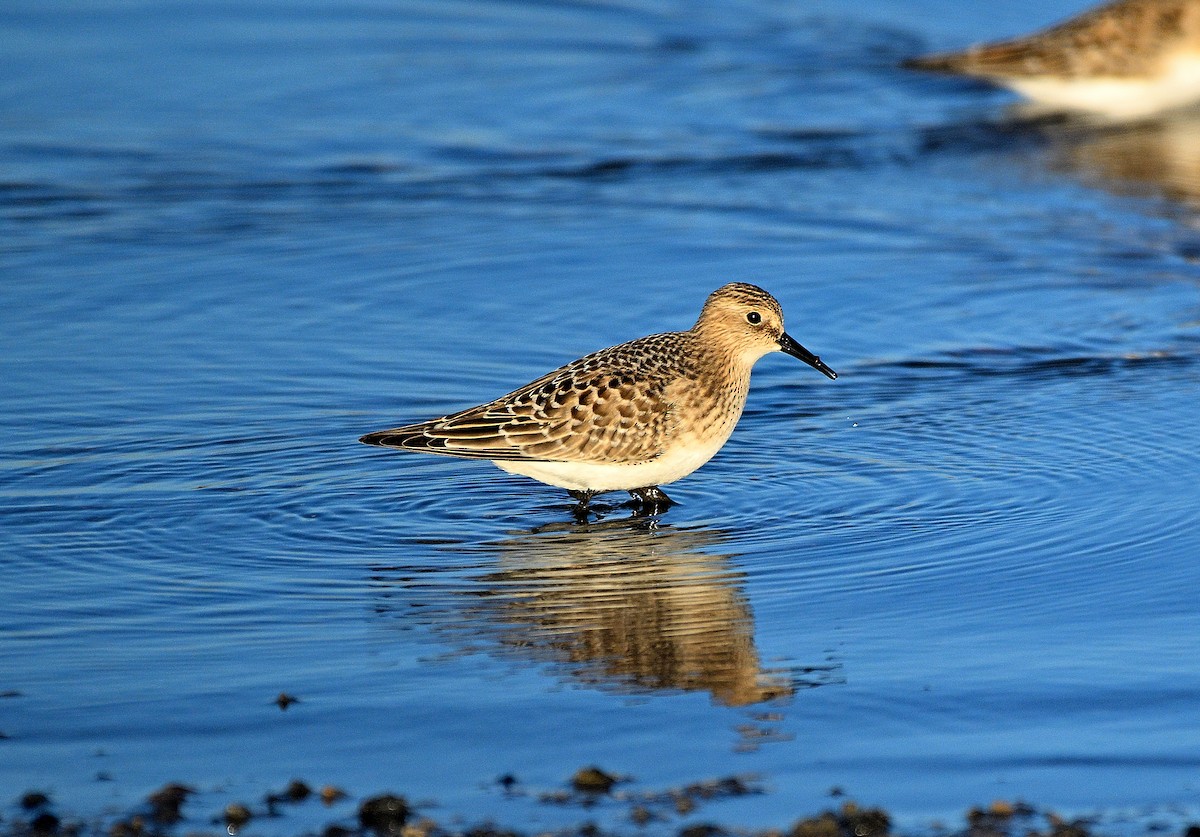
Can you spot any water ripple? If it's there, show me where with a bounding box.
[674,337,1200,633]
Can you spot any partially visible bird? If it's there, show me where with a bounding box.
[904,0,1200,119]
[359,283,837,514]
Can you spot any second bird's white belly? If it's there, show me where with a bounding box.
[1006,53,1200,118]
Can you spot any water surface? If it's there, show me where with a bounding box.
[3,0,1200,832]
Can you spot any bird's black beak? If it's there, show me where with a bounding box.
[779,332,837,380]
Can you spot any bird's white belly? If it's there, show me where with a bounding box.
[1006,52,1200,118]
[493,434,731,493]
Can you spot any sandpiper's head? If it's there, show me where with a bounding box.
[695,283,837,379]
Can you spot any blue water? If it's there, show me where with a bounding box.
[3,0,1200,832]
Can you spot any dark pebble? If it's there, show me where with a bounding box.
[791,803,891,837]
[31,812,60,836]
[224,803,252,829]
[1049,819,1093,837]
[146,783,192,824]
[571,766,618,794]
[21,792,52,810]
[791,811,840,837]
[717,777,750,795]
[285,780,311,802]
[107,816,145,837]
[358,794,410,835]
[842,802,890,837]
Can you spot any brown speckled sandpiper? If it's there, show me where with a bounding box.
[904,0,1200,119]
[359,283,837,514]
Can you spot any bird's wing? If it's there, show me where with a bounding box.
[360,334,685,465]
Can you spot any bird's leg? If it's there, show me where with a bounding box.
[567,489,597,522]
[568,489,595,506]
[628,486,675,515]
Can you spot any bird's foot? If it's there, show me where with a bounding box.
[567,489,600,523]
[567,489,597,507]
[628,486,675,516]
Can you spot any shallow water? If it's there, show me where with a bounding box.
[3,0,1200,832]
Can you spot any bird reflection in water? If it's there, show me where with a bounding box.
[921,107,1200,217]
[1038,110,1200,208]
[371,516,841,708]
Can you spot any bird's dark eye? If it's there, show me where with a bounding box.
[746,311,762,325]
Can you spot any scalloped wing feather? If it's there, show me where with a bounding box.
[359,332,692,465]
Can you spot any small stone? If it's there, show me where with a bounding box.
[146,783,192,825]
[224,803,252,829]
[571,766,618,794]
[21,792,51,810]
[285,780,311,802]
[31,812,60,836]
[790,812,840,837]
[1049,818,1093,837]
[841,801,890,837]
[108,817,145,837]
[714,777,752,796]
[321,785,349,806]
[359,794,410,835]
[673,794,696,815]
[988,801,1015,818]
